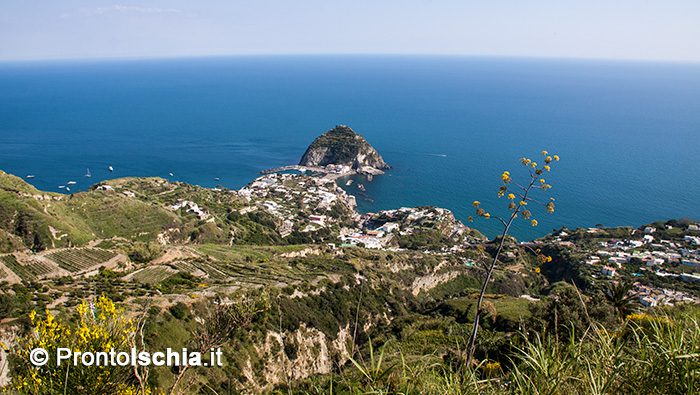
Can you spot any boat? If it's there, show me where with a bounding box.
[108,166,113,172]
[364,198,375,203]
[67,181,76,185]
[366,174,373,181]
[169,173,174,177]
[58,185,65,189]
[66,187,70,192]
[214,177,220,181]
[85,168,91,178]
[345,180,354,186]
[26,175,35,179]
[358,184,366,191]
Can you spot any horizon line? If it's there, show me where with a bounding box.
[1,53,700,66]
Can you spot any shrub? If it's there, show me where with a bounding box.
[3,295,152,394]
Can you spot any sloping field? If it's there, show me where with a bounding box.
[44,248,118,273]
[0,254,57,281]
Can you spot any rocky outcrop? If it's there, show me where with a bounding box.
[299,125,390,170]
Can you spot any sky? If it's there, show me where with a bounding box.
[1,1,700,62]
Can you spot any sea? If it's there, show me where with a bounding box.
[1,55,699,241]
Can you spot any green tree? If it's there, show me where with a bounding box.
[604,281,636,321]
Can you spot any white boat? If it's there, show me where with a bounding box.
[169,173,174,177]
[58,185,65,189]
[345,180,354,186]
[66,187,70,192]
[26,175,35,179]
[214,177,220,181]
[108,166,113,172]
[67,181,76,185]
[85,168,91,178]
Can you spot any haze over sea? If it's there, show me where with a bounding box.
[1,55,699,241]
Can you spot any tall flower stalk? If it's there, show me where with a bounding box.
[465,151,559,368]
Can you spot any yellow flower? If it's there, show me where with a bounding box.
[531,219,538,226]
[507,193,515,199]
[544,165,550,172]
[501,172,510,183]
[473,201,480,208]
[541,150,548,155]
[535,267,541,273]
[519,201,527,205]
[553,155,559,161]
[545,156,552,164]
[539,179,545,184]
[497,190,504,197]
[485,361,501,370]
[484,213,490,218]
[530,162,537,168]
[467,216,473,222]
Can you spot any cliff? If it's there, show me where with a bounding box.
[299,125,390,170]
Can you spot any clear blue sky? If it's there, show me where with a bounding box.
[1,0,699,62]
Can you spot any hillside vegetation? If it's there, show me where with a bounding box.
[1,170,699,394]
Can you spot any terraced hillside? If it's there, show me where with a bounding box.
[45,248,119,273]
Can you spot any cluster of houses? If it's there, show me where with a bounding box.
[168,199,210,220]
[338,206,466,250]
[589,231,700,272]
[582,225,700,305]
[96,184,136,198]
[630,282,697,307]
[324,164,352,174]
[235,173,358,236]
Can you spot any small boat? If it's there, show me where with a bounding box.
[358,184,366,191]
[26,175,35,179]
[58,185,65,189]
[67,181,77,185]
[66,187,70,192]
[169,173,174,177]
[364,198,375,203]
[345,180,354,186]
[108,166,113,172]
[366,174,373,182]
[85,168,91,178]
[214,177,220,181]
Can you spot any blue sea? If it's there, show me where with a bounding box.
[1,55,699,241]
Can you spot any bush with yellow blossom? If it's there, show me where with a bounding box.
[465,151,559,368]
[3,295,153,395]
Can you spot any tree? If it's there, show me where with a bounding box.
[465,151,560,368]
[604,281,636,321]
